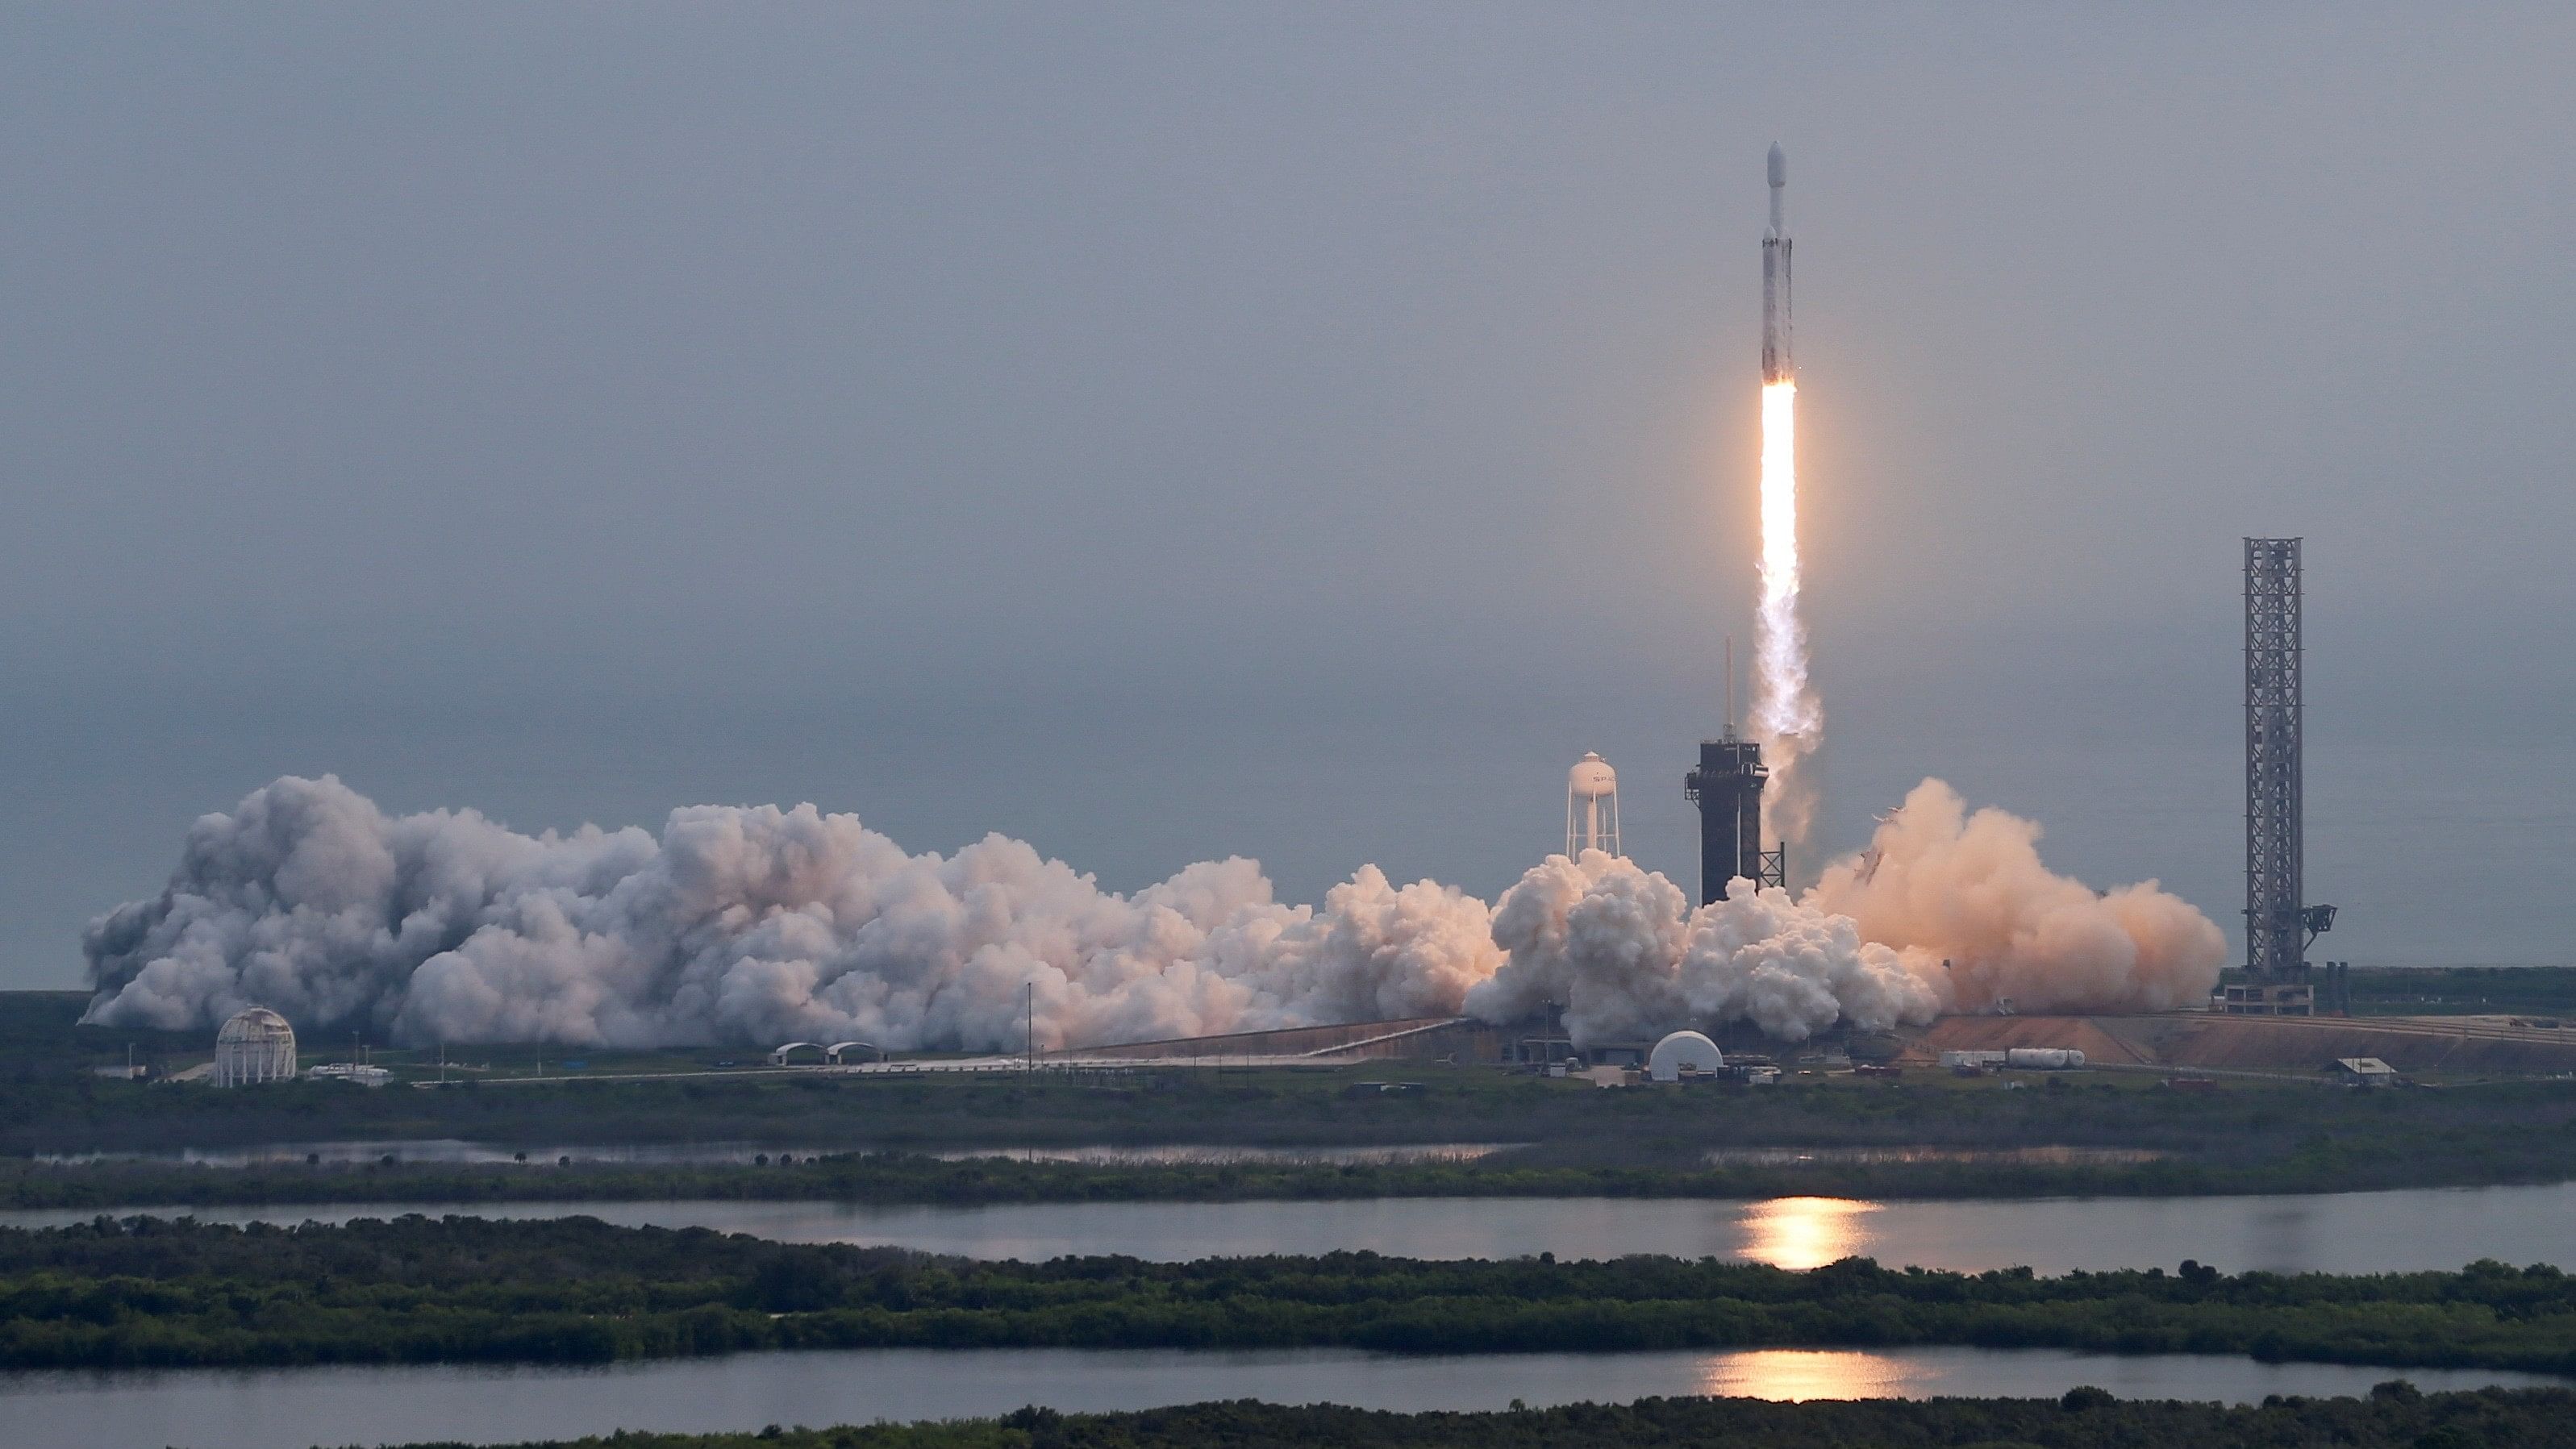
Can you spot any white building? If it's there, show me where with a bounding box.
[213,1007,298,1087]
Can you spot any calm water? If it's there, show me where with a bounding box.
[2,1346,2561,1449]
[13,1180,2576,1274]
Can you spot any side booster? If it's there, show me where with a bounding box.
[1685,739,1782,904]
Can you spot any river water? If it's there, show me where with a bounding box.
[14,1180,2575,1275]
[2,1346,2561,1449]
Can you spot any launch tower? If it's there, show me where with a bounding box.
[1686,737,1784,905]
[2230,537,2332,1015]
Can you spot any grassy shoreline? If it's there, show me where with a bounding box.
[323,1391,2576,1449]
[6,1136,2576,1214]
[17,994,2576,1206]
[7,1215,2576,1376]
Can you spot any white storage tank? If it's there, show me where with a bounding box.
[1648,1031,1725,1082]
[2003,1047,2087,1070]
[213,1007,298,1087]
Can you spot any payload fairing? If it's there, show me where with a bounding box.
[1762,143,1792,384]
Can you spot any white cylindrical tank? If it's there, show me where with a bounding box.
[2003,1047,2086,1070]
[1649,1030,1725,1082]
[213,1007,298,1087]
[1565,752,1622,858]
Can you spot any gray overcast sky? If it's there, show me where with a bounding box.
[5,3,2572,986]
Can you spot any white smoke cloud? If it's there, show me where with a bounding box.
[1468,851,1940,1043]
[82,774,2227,1051]
[80,776,1500,1052]
[1806,778,2228,1016]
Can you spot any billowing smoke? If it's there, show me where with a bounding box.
[1463,779,2227,1043]
[1807,779,2228,1016]
[1468,851,1940,1043]
[82,774,2224,1051]
[79,776,1500,1052]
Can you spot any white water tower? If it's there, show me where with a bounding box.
[1565,752,1623,859]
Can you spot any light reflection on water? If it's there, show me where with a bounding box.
[1741,1197,1879,1269]
[1697,1348,1924,1400]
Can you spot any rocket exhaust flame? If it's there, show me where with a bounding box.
[1754,379,1819,850]
[1752,144,1820,855]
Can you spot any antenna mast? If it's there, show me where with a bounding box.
[1725,635,1736,738]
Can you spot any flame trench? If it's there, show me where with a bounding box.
[1754,379,1820,851]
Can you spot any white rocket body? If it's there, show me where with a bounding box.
[1761,143,1792,385]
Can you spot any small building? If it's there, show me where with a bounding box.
[2215,981,2314,1016]
[306,1063,393,1088]
[2332,1056,2397,1087]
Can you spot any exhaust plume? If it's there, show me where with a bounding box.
[1753,378,1821,853]
[81,775,2225,1051]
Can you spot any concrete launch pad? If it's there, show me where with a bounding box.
[1911,1012,2576,1078]
[1044,1010,2576,1081]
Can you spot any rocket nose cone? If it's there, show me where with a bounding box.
[1767,144,1786,188]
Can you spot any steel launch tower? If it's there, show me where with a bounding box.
[2233,537,2332,1014]
[1686,736,1782,904]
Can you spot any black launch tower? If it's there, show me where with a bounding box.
[1686,738,1785,904]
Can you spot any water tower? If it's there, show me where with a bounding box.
[1566,752,1622,858]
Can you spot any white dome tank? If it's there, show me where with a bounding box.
[213,1006,298,1088]
[1649,1030,1725,1082]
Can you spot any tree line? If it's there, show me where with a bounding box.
[6,1214,2576,1374]
[316,1387,2576,1449]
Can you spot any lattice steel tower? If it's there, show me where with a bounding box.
[2244,538,2312,979]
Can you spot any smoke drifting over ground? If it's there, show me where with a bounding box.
[1807,780,2229,1017]
[82,776,2224,1051]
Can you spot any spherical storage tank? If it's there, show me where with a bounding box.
[214,1007,298,1087]
[1649,1030,1725,1083]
